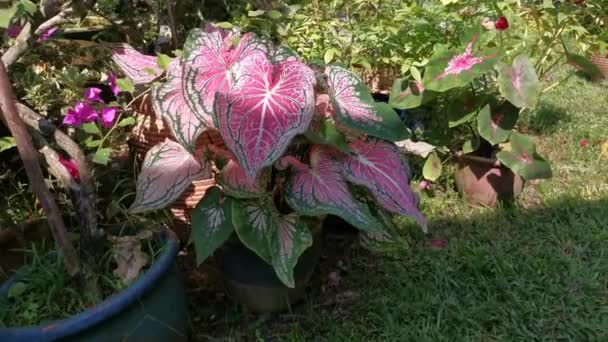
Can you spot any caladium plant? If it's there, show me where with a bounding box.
[390,30,552,182]
[114,26,422,288]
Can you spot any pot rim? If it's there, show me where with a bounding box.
[0,228,179,340]
[455,154,503,168]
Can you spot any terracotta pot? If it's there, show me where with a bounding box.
[129,93,225,242]
[591,53,608,80]
[453,155,524,207]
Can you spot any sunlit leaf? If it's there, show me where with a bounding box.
[497,132,552,180]
[496,55,539,109]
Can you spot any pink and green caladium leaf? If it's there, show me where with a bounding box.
[284,146,382,231]
[477,100,519,145]
[215,54,316,180]
[325,66,409,142]
[341,138,426,229]
[182,29,268,124]
[110,43,164,84]
[496,55,540,109]
[216,160,269,199]
[191,186,235,265]
[270,214,313,288]
[232,197,278,264]
[423,39,499,92]
[497,132,552,180]
[130,139,207,213]
[447,91,486,128]
[152,59,208,150]
[389,78,436,110]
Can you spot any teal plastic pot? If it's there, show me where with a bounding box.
[0,229,190,342]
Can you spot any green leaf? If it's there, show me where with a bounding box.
[423,152,442,181]
[542,0,555,8]
[233,198,277,264]
[267,10,282,19]
[497,132,552,180]
[389,78,436,110]
[305,120,350,153]
[462,137,480,154]
[8,282,27,299]
[191,186,236,264]
[248,9,265,17]
[0,5,17,28]
[409,66,422,82]
[0,136,16,152]
[324,48,337,64]
[496,55,539,109]
[93,148,111,165]
[477,100,519,145]
[270,214,313,288]
[116,78,135,94]
[213,22,233,29]
[81,122,100,134]
[156,53,172,71]
[118,117,136,127]
[18,0,37,14]
[448,92,485,128]
[352,57,372,71]
[84,136,102,148]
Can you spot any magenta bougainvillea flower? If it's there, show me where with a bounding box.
[495,16,509,31]
[58,155,80,183]
[6,24,23,38]
[38,26,58,42]
[419,180,431,191]
[443,42,485,77]
[84,87,104,103]
[63,102,98,126]
[101,107,119,128]
[107,73,120,96]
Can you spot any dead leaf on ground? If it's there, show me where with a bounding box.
[109,229,155,285]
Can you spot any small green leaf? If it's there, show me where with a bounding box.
[118,117,136,127]
[8,282,27,299]
[423,152,442,181]
[0,136,16,152]
[267,10,282,19]
[324,48,336,64]
[0,5,17,28]
[248,9,265,17]
[462,138,480,154]
[352,57,372,71]
[542,0,554,8]
[389,78,435,110]
[305,120,350,153]
[18,0,37,14]
[409,66,422,83]
[116,78,135,93]
[142,67,158,76]
[93,148,111,165]
[497,132,552,180]
[477,100,519,145]
[213,22,233,29]
[81,122,100,134]
[156,53,172,71]
[172,49,183,57]
[84,136,102,148]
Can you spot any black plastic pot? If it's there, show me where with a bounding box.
[0,229,190,342]
[218,218,324,313]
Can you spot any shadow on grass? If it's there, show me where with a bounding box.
[186,196,608,341]
[521,102,571,135]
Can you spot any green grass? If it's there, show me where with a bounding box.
[195,73,608,340]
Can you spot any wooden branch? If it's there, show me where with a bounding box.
[0,61,80,276]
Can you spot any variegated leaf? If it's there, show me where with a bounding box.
[110,43,164,84]
[183,29,268,124]
[233,198,277,264]
[496,55,539,109]
[191,186,235,264]
[285,145,382,231]
[325,66,409,141]
[341,138,426,229]
[130,139,207,213]
[216,160,269,199]
[215,54,316,180]
[477,100,519,145]
[152,59,207,150]
[270,214,312,288]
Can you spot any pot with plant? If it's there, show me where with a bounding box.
[390,30,553,207]
[126,25,425,312]
[0,4,190,340]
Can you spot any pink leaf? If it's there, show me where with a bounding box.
[285,146,382,231]
[215,54,316,179]
[216,160,269,198]
[341,138,426,229]
[110,43,163,84]
[152,59,210,149]
[130,139,208,213]
[183,30,268,123]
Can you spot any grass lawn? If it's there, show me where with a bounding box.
[189,72,608,341]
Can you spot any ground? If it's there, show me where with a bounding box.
[190,70,608,341]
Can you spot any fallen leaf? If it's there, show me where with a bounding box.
[395,139,436,158]
[110,231,154,285]
[600,140,608,160]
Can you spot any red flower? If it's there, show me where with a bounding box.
[428,239,447,250]
[579,139,589,147]
[58,155,80,183]
[495,16,509,31]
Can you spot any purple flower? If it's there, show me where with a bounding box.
[101,107,119,128]
[107,73,120,96]
[38,26,58,42]
[63,102,98,126]
[84,87,104,103]
[7,24,23,38]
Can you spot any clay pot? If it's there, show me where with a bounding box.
[129,93,225,242]
[453,155,524,207]
[591,53,608,80]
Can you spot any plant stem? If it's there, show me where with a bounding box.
[0,62,80,276]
